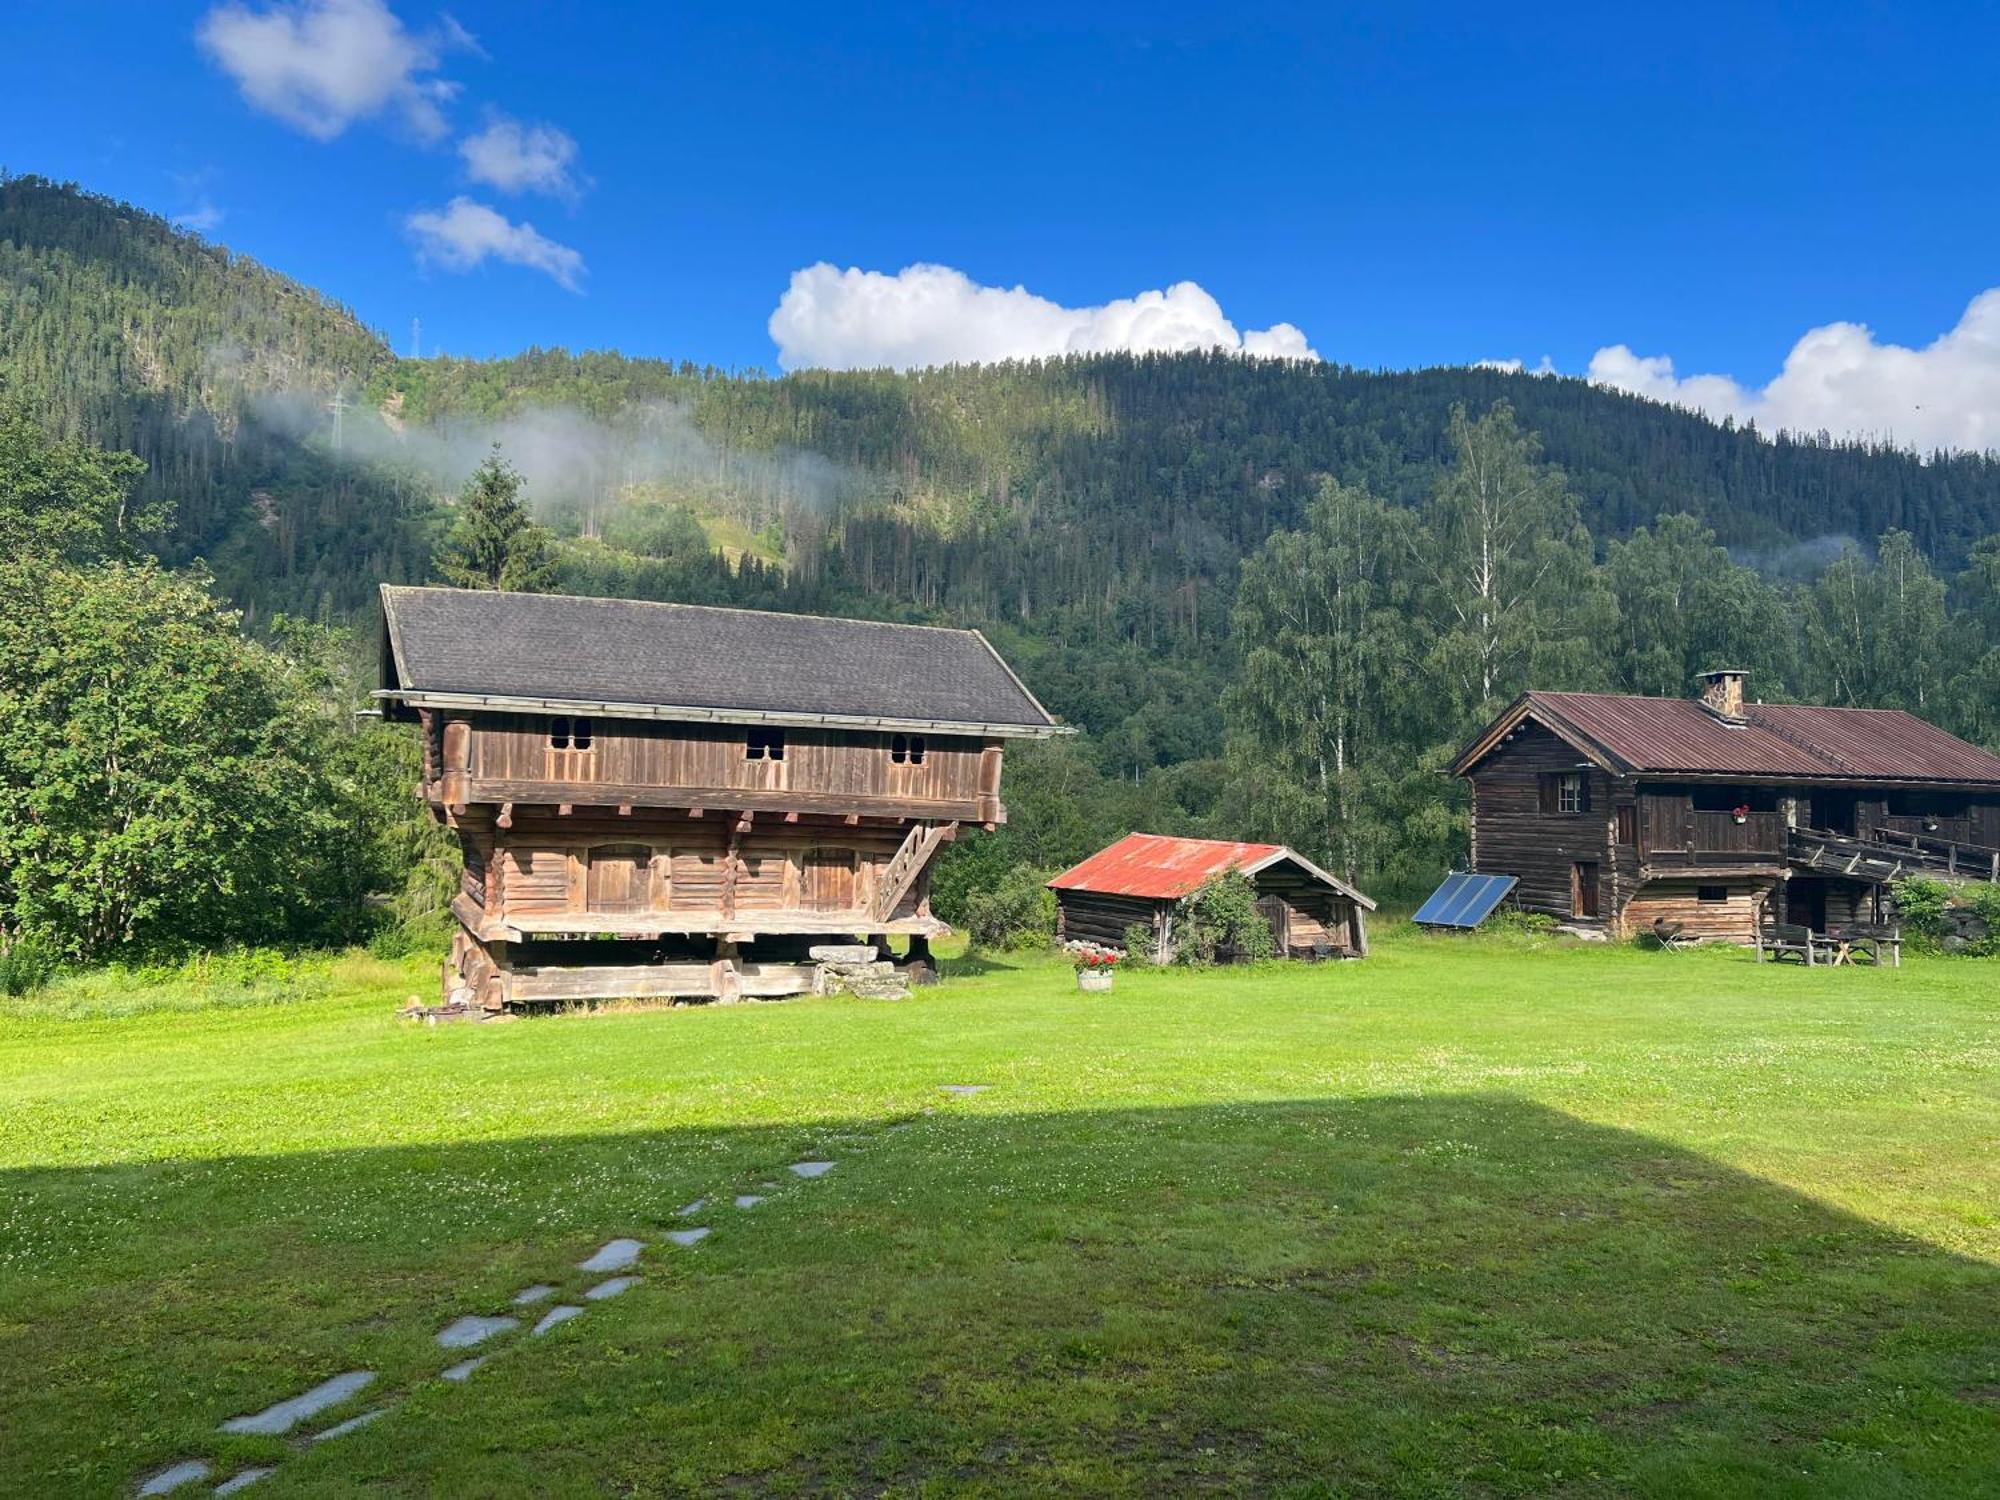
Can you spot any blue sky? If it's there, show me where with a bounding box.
[6,2,1998,445]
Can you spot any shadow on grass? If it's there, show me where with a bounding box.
[936,949,1024,978]
[4,1096,1997,1496]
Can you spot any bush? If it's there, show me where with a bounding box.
[962,863,1058,951]
[1892,877,2000,956]
[0,939,57,996]
[1173,871,1278,966]
[1122,922,1158,964]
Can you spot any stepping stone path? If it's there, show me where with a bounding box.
[311,1408,388,1443]
[436,1315,518,1349]
[137,1459,210,1495]
[131,1141,873,1494]
[532,1305,585,1336]
[578,1237,645,1272]
[940,1084,990,1096]
[220,1370,376,1435]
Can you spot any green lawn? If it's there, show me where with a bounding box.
[3,929,1997,1496]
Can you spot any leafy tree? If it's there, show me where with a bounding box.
[0,557,363,960]
[434,449,554,591]
[1604,513,1786,696]
[1798,530,1955,714]
[1409,403,1615,720]
[0,398,158,561]
[1173,872,1277,966]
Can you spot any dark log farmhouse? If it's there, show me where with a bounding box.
[1049,833,1375,959]
[1452,670,2000,942]
[378,585,1064,1007]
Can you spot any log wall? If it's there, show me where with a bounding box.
[1620,878,1775,942]
[455,714,998,817]
[1467,721,1614,919]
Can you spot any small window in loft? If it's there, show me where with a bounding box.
[908,735,926,764]
[890,733,926,765]
[1557,773,1583,814]
[571,716,593,751]
[549,716,571,750]
[747,727,786,761]
[1697,885,1728,904]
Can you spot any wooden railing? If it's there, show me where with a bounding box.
[1675,810,1787,860]
[1867,825,2000,882]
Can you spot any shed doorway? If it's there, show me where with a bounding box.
[1255,893,1289,951]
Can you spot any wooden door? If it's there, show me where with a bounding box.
[803,848,857,912]
[586,845,650,915]
[1256,893,1289,952]
[1572,861,1600,919]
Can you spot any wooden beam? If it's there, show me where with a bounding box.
[558,802,573,817]
[618,803,633,817]
[496,801,514,830]
[460,776,983,824]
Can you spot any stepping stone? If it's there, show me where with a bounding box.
[137,1460,210,1495]
[440,1357,486,1382]
[789,1161,834,1179]
[436,1314,518,1350]
[940,1084,990,1096]
[578,1238,644,1272]
[734,1194,765,1209]
[220,1370,376,1435]
[532,1305,585,1335]
[214,1468,275,1495]
[585,1276,638,1300]
[666,1227,710,1247]
[310,1407,387,1443]
[512,1284,556,1305]
[675,1198,706,1217]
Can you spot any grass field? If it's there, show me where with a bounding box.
[3,928,1997,1496]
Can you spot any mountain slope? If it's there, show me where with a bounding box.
[7,172,2000,640]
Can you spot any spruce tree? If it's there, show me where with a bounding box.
[434,448,553,592]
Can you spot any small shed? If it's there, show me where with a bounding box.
[1048,833,1375,960]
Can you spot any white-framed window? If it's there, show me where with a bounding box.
[1556,773,1582,813]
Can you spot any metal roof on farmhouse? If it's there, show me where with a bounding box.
[377,585,1065,737]
[1453,690,2000,785]
[1048,833,1377,908]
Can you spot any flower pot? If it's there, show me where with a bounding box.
[1077,969,1114,993]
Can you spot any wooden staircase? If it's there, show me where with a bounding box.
[1788,826,2000,885]
[873,822,953,921]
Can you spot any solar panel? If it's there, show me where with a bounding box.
[1412,872,1518,929]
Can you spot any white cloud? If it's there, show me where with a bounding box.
[174,203,226,233]
[1585,290,2000,454]
[768,262,1317,371]
[459,115,584,197]
[198,0,467,142]
[1474,356,1556,375]
[406,197,585,291]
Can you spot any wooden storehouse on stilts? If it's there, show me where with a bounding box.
[377,586,1066,1007]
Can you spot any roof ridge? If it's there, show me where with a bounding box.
[379,583,993,640]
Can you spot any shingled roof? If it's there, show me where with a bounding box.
[1048,833,1376,908]
[377,585,1064,736]
[1454,689,2000,785]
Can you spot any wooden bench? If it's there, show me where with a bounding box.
[1756,921,1829,965]
[1756,922,1902,967]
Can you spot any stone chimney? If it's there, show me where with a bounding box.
[1695,669,1748,722]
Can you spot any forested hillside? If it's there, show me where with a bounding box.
[5,172,2000,952]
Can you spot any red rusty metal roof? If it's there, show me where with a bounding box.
[1048,832,1378,907]
[1469,691,2000,784]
